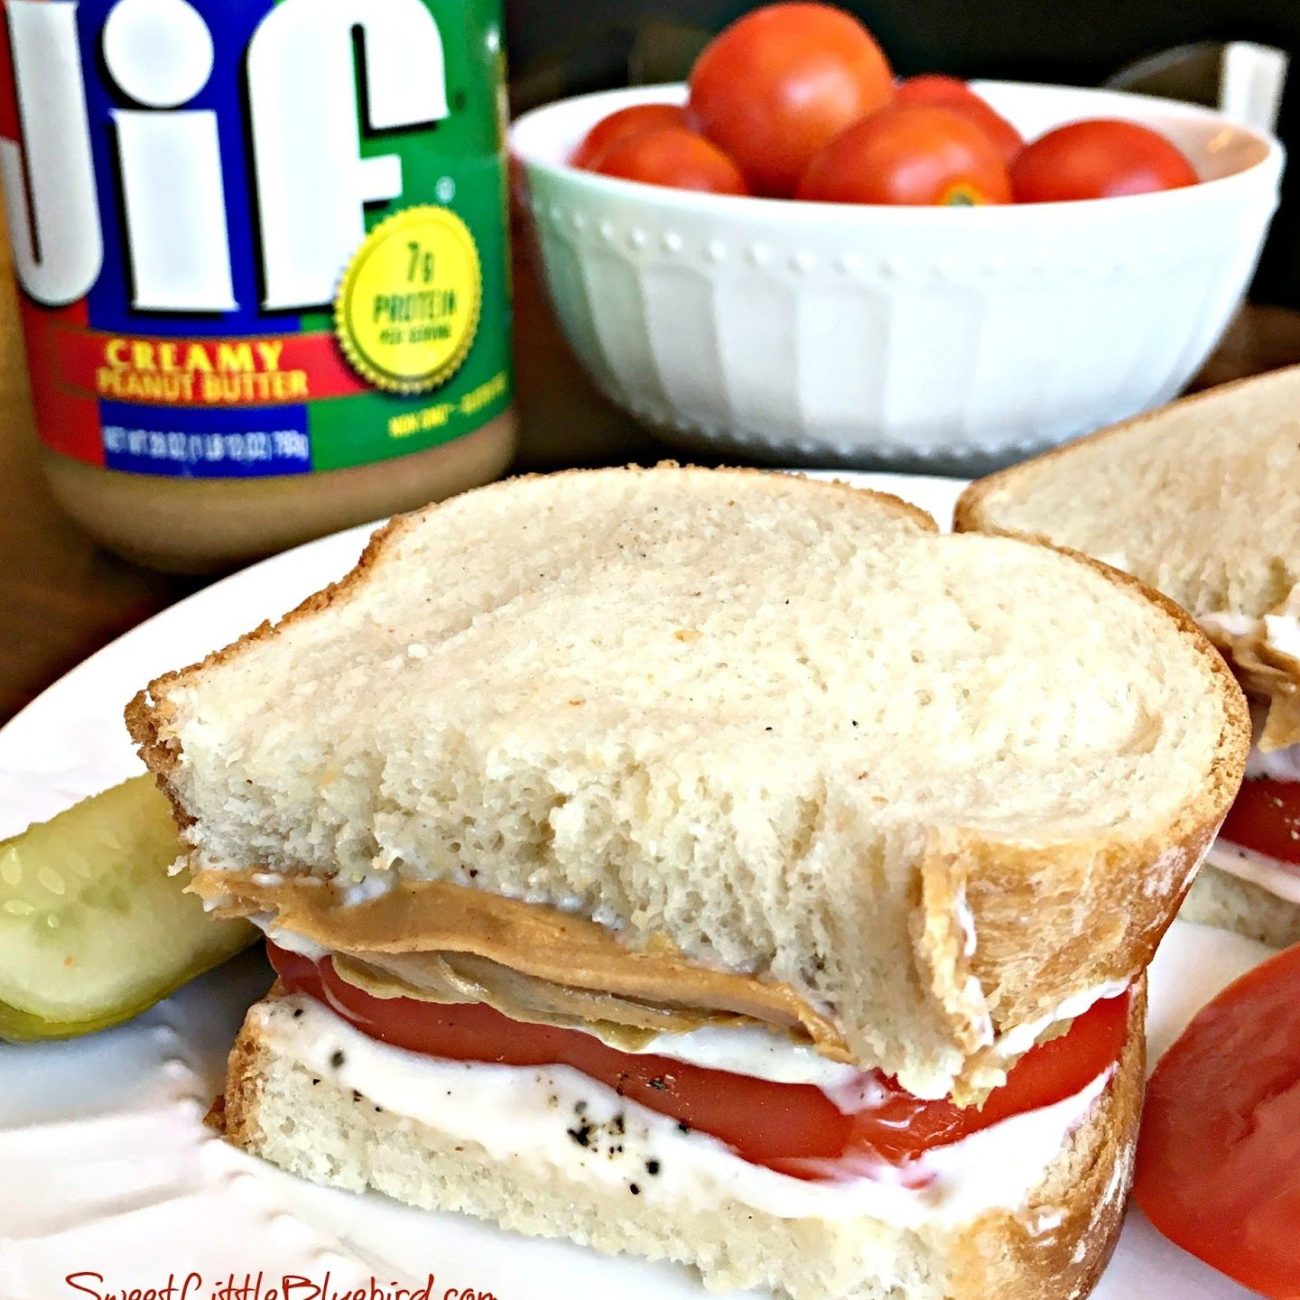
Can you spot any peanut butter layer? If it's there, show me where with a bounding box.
[191,867,852,1060]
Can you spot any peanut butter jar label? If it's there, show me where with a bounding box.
[0,0,512,478]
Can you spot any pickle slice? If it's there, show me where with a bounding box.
[0,776,257,1041]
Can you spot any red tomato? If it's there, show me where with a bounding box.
[894,75,1022,164]
[1219,778,1300,865]
[269,943,1129,1179]
[935,98,1022,166]
[1012,119,1198,202]
[894,73,977,106]
[796,105,1013,205]
[1134,943,1300,1299]
[588,126,748,195]
[688,3,893,197]
[570,104,690,170]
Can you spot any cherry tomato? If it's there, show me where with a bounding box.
[895,74,1022,164]
[688,3,893,197]
[1219,779,1300,865]
[588,126,749,195]
[796,105,1013,205]
[1135,943,1300,1299]
[570,104,690,170]
[894,73,977,105]
[1012,119,1198,202]
[270,943,1129,1178]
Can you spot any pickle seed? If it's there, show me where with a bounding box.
[0,851,20,887]
[37,866,66,896]
[67,853,95,879]
[1,899,33,916]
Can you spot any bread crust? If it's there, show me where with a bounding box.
[954,383,1300,750]
[918,548,1245,1070]
[952,362,1300,539]
[215,979,1146,1300]
[126,465,1243,1099]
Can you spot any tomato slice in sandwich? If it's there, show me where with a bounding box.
[269,944,1128,1179]
[1135,942,1300,1299]
[1219,778,1300,865]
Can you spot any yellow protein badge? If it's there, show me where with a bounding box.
[336,206,482,394]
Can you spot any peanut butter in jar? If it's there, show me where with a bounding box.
[3,0,516,573]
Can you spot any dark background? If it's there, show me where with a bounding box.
[503,0,1300,304]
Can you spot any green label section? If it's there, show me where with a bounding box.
[306,0,512,472]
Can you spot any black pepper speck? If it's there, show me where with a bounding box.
[630,1183,641,1195]
[646,1159,660,1175]
[329,1049,345,1069]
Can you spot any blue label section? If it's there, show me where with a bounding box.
[77,0,288,342]
[100,400,312,477]
[75,0,311,474]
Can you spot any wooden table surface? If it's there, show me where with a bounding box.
[3,247,1300,728]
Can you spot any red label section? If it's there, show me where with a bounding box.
[18,298,103,465]
[50,326,370,407]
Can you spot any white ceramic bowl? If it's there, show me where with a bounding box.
[510,82,1284,470]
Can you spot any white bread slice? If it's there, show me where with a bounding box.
[217,981,1146,1300]
[1180,863,1300,948]
[955,366,1300,750]
[128,466,1246,1101]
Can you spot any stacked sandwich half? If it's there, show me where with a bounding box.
[129,467,1245,1300]
[959,364,1300,948]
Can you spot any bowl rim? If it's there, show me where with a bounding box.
[509,79,1286,221]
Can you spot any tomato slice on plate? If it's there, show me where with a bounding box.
[270,943,1128,1179]
[1135,943,1300,1299]
[1219,778,1300,865]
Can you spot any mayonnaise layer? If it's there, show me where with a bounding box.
[985,980,1132,1065]
[255,994,1113,1230]
[248,910,1117,1095]
[1207,726,1300,902]
[610,1022,860,1090]
[1244,741,1300,782]
[1204,841,1300,905]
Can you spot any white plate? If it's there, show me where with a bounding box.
[0,472,1270,1300]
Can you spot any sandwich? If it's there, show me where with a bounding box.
[957,365,1300,948]
[127,467,1246,1300]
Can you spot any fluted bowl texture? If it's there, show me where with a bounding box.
[509,81,1284,472]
